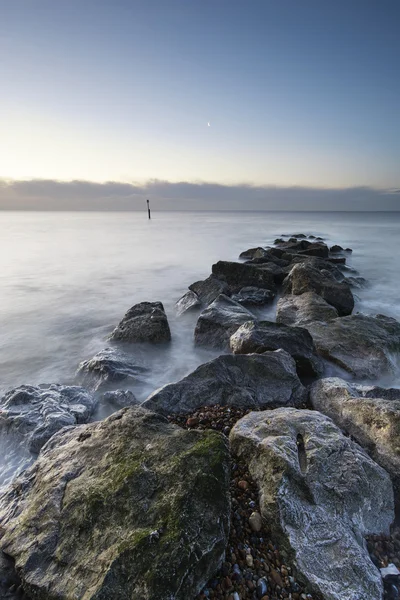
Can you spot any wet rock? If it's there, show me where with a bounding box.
[230,408,394,600]
[0,384,96,455]
[346,275,367,289]
[101,389,139,408]
[143,350,306,416]
[211,261,276,294]
[231,286,275,307]
[110,301,171,343]
[189,275,230,306]
[239,247,270,260]
[330,245,344,253]
[0,407,231,600]
[297,243,329,258]
[282,262,354,316]
[77,347,147,391]
[276,292,339,327]
[286,256,344,280]
[230,321,323,379]
[175,289,202,315]
[310,377,400,509]
[194,295,256,349]
[306,313,400,378]
[249,511,262,532]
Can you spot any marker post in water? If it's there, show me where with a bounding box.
[147,199,151,220]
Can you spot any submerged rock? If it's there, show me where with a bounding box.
[143,349,306,415]
[0,407,230,600]
[230,320,323,379]
[282,262,354,316]
[189,275,229,306]
[307,313,400,379]
[77,347,147,391]
[0,384,96,455]
[230,408,394,600]
[175,289,202,315]
[311,377,400,509]
[231,286,275,306]
[211,261,276,293]
[194,294,255,349]
[110,301,171,343]
[276,292,339,326]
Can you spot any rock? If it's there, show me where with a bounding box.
[287,256,344,280]
[231,286,275,306]
[251,261,288,284]
[101,389,140,408]
[211,261,276,294]
[142,350,306,416]
[0,384,96,455]
[276,292,339,327]
[175,289,202,315]
[330,245,344,253]
[306,313,400,378]
[0,407,231,600]
[189,275,230,306]
[230,321,323,379]
[110,301,171,343]
[297,243,329,258]
[310,377,400,508]
[77,347,147,391]
[194,295,256,349]
[282,263,354,316]
[327,256,346,264]
[239,247,269,260]
[346,276,367,289]
[230,408,394,600]
[249,511,262,532]
[0,551,23,600]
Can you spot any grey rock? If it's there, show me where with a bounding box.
[0,384,96,455]
[0,407,231,600]
[230,408,394,600]
[330,245,344,253]
[110,301,171,343]
[101,389,140,408]
[0,551,23,600]
[194,294,255,349]
[142,349,306,416]
[239,247,269,260]
[77,347,147,391]
[346,276,367,289]
[231,286,275,306]
[189,275,230,306]
[310,377,400,509]
[286,256,344,281]
[230,320,323,379]
[282,262,354,316]
[211,261,276,294]
[175,289,202,315]
[297,243,329,258]
[276,292,339,327]
[306,313,400,379]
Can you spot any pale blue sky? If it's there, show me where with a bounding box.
[0,0,399,188]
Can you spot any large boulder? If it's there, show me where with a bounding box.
[142,350,306,416]
[0,384,96,455]
[287,256,344,280]
[276,292,339,326]
[77,347,147,391]
[230,320,323,379]
[306,313,400,379]
[110,301,171,343]
[189,275,229,306]
[175,289,202,315]
[0,407,230,600]
[230,408,394,600]
[211,261,276,293]
[310,377,400,508]
[194,294,255,349]
[282,262,354,316]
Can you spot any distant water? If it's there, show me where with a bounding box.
[0,210,399,403]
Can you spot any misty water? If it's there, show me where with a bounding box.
[0,210,399,487]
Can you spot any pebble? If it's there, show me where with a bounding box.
[249,511,263,532]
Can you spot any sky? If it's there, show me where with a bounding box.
[0,0,399,209]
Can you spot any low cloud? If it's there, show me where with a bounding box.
[0,178,399,211]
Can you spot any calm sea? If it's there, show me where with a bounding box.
[0,211,399,402]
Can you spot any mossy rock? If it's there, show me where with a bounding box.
[0,407,230,600]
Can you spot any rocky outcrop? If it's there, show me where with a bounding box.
[194,295,255,349]
[0,384,96,455]
[77,347,147,391]
[142,350,306,416]
[189,275,229,306]
[282,262,354,316]
[0,407,231,600]
[310,377,400,508]
[230,408,394,600]
[211,261,276,293]
[276,292,339,326]
[175,289,202,315]
[110,301,171,343]
[231,286,275,306]
[230,321,323,379]
[307,313,400,379]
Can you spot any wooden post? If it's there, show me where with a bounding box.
[146,199,151,219]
